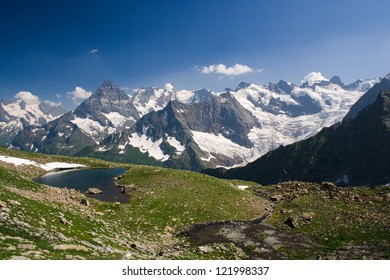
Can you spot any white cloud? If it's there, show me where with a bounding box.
[44,100,62,107]
[14,91,40,105]
[68,86,92,104]
[88,49,98,54]
[301,72,329,86]
[164,82,174,92]
[199,63,262,76]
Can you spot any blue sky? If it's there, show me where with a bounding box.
[1,0,390,107]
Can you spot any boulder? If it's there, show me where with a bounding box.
[164,226,173,233]
[8,200,21,206]
[199,246,214,254]
[0,200,7,208]
[53,244,89,252]
[80,198,90,207]
[269,195,283,202]
[86,187,103,194]
[321,181,337,190]
[284,216,299,228]
[301,212,316,223]
[121,184,137,193]
[60,217,71,225]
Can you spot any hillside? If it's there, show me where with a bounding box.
[0,147,389,259]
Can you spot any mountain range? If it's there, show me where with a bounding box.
[7,73,380,172]
[0,92,65,146]
[206,75,390,186]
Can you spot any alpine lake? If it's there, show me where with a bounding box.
[33,168,129,203]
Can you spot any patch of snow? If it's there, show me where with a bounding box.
[71,117,105,136]
[102,112,128,127]
[0,155,38,167]
[191,131,255,163]
[118,141,129,150]
[132,88,172,117]
[127,133,169,161]
[97,146,111,152]
[42,162,86,171]
[166,135,186,154]
[175,90,194,104]
[0,155,85,171]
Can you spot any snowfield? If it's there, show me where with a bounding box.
[0,155,86,171]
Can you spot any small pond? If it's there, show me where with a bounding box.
[33,168,128,203]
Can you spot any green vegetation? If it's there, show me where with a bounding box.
[261,183,390,259]
[0,147,389,260]
[0,148,268,260]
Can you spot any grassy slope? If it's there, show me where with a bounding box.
[255,182,390,259]
[0,147,389,259]
[0,147,268,260]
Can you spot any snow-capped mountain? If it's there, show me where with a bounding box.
[12,80,139,154]
[208,85,390,186]
[0,91,65,145]
[72,80,139,142]
[11,73,379,170]
[226,73,378,160]
[78,72,376,170]
[131,87,216,117]
[85,92,258,170]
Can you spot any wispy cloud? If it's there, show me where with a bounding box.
[43,100,62,107]
[88,48,98,54]
[199,63,262,76]
[67,86,92,104]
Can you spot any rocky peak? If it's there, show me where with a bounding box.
[74,80,138,121]
[98,80,118,93]
[329,76,345,88]
[276,80,294,94]
[235,82,251,91]
[267,82,281,93]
